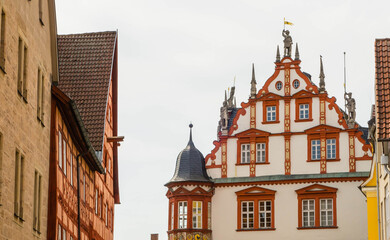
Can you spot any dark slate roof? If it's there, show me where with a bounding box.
[57,31,117,151]
[358,126,370,144]
[167,126,211,184]
[227,108,238,130]
[375,39,390,141]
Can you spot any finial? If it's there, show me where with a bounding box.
[189,123,193,142]
[250,63,257,99]
[233,76,236,87]
[276,45,281,62]
[319,55,326,93]
[295,43,300,60]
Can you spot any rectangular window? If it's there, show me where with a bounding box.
[299,104,309,119]
[178,201,187,229]
[266,106,276,121]
[241,144,250,163]
[36,68,44,121]
[63,139,67,175]
[70,154,73,186]
[95,189,98,215]
[58,131,62,169]
[192,201,202,229]
[311,140,321,160]
[259,200,272,228]
[241,201,254,229]
[83,173,86,201]
[14,150,24,219]
[17,38,28,100]
[302,199,315,227]
[100,194,103,218]
[105,203,108,226]
[0,10,5,70]
[256,143,266,163]
[320,199,333,226]
[108,158,111,173]
[208,202,211,230]
[58,224,62,240]
[326,139,336,159]
[62,227,66,240]
[33,170,42,233]
[171,203,174,230]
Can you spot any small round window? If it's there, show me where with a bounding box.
[276,81,283,90]
[293,80,300,89]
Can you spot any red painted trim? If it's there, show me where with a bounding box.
[348,131,356,172]
[284,136,291,175]
[221,140,228,178]
[205,140,221,165]
[326,96,349,129]
[275,81,283,91]
[257,68,281,97]
[228,102,250,136]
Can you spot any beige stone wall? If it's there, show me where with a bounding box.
[0,0,55,239]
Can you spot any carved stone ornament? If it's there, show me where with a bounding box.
[344,92,356,128]
[282,30,293,57]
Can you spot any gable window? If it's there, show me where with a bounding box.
[178,201,187,229]
[293,79,300,89]
[241,144,250,163]
[256,143,266,163]
[236,186,276,231]
[266,106,276,122]
[294,96,313,122]
[296,184,337,229]
[262,98,280,124]
[311,140,321,160]
[17,37,28,101]
[299,104,309,119]
[326,139,336,159]
[192,201,202,229]
[275,81,283,91]
[63,138,67,176]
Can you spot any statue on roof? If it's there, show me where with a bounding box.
[344,92,356,128]
[282,30,293,57]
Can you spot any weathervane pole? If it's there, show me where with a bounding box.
[344,52,347,112]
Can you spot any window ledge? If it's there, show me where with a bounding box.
[297,226,338,230]
[261,121,280,125]
[236,162,270,166]
[236,228,276,232]
[307,158,340,162]
[295,118,313,122]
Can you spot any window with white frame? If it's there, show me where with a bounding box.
[326,139,336,159]
[256,143,266,163]
[58,131,62,169]
[311,140,321,160]
[302,199,315,227]
[266,106,276,121]
[299,104,309,119]
[259,200,272,228]
[320,199,333,226]
[192,201,202,229]
[95,189,98,215]
[178,201,187,229]
[241,144,250,163]
[241,201,254,229]
[208,202,211,230]
[63,139,67,175]
[171,203,174,230]
[58,224,62,240]
[70,154,73,185]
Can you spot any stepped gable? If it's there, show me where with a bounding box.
[375,38,390,141]
[57,31,117,151]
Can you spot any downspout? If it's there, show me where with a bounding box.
[76,151,88,240]
[376,142,382,239]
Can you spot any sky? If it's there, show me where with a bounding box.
[55,0,390,239]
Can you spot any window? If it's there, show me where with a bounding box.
[178,201,187,229]
[296,184,337,229]
[293,79,300,89]
[62,227,66,240]
[299,104,309,119]
[83,173,86,201]
[107,108,111,123]
[241,144,250,163]
[58,131,62,169]
[256,143,266,163]
[311,140,321,160]
[100,194,103,218]
[171,203,174,230]
[192,201,202,229]
[275,81,282,90]
[58,224,62,240]
[0,10,5,71]
[63,138,67,176]
[17,37,28,100]
[326,139,336,159]
[105,203,108,226]
[266,106,276,122]
[33,170,42,233]
[36,67,44,122]
[70,154,73,186]
[95,189,98,215]
[14,149,24,220]
[236,186,276,230]
[208,202,211,230]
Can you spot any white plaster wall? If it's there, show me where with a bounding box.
[290,69,307,96]
[232,106,250,135]
[290,97,320,132]
[256,100,285,134]
[327,132,349,173]
[267,71,285,95]
[211,181,368,240]
[356,160,372,172]
[207,168,221,179]
[256,136,285,176]
[290,135,319,174]
[355,139,372,158]
[325,101,345,129]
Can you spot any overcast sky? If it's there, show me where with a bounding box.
[55,0,390,239]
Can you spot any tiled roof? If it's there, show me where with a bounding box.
[57,31,117,151]
[375,39,390,141]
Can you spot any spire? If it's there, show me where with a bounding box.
[250,63,257,99]
[295,43,300,60]
[276,45,281,62]
[224,90,227,101]
[189,123,193,143]
[319,55,326,93]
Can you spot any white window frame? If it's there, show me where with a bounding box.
[192,201,202,229]
[326,139,336,159]
[171,203,174,230]
[70,154,73,185]
[293,80,300,89]
[58,131,62,169]
[299,104,309,119]
[208,202,211,230]
[241,144,250,164]
[320,198,333,226]
[178,201,187,229]
[266,106,276,122]
[311,140,321,160]
[95,189,98,215]
[259,200,272,228]
[302,199,315,227]
[241,201,254,229]
[63,138,67,175]
[256,143,266,163]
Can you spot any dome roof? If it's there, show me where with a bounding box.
[167,124,211,184]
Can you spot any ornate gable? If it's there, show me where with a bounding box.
[236,186,276,197]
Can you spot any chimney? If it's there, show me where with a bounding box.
[151,234,159,240]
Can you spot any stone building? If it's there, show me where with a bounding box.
[47,31,121,240]
[166,31,373,240]
[0,0,58,239]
